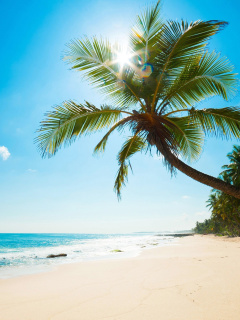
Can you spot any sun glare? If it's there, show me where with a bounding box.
[116,49,131,67]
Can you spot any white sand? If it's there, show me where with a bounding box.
[1,235,240,320]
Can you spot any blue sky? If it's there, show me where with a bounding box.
[0,0,240,233]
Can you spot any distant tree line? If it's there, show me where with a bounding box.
[194,145,240,237]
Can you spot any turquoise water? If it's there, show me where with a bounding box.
[0,233,175,278]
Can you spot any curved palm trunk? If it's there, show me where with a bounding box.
[165,152,240,199]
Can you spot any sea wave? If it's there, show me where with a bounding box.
[0,234,176,278]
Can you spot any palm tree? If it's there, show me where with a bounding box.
[36,1,240,199]
[221,145,240,186]
[206,166,240,234]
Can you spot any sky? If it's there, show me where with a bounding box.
[0,0,240,233]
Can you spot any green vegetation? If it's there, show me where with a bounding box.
[111,249,123,253]
[194,145,240,237]
[36,1,240,199]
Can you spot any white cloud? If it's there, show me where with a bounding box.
[0,146,10,160]
[182,195,190,199]
[27,169,37,173]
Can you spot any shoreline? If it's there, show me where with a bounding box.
[0,240,179,281]
[0,234,178,280]
[1,235,240,319]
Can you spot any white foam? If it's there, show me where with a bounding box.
[0,235,177,279]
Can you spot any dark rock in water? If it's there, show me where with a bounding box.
[47,253,67,258]
[156,233,194,237]
[170,233,194,237]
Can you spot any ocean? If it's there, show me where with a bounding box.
[0,233,176,279]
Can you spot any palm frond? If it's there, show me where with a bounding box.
[129,0,163,61]
[101,68,145,108]
[65,37,149,109]
[157,19,227,69]
[161,51,237,109]
[64,37,118,88]
[165,116,204,162]
[152,19,227,109]
[94,117,131,153]
[188,106,240,139]
[36,101,129,157]
[220,145,240,185]
[114,134,147,198]
[65,38,145,109]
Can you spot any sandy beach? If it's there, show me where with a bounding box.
[0,235,240,320]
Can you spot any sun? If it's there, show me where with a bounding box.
[116,47,132,68]
[117,51,131,66]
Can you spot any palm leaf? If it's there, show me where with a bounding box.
[64,37,118,88]
[160,51,237,109]
[129,0,163,61]
[157,19,227,69]
[65,38,146,109]
[165,116,204,162]
[36,101,129,157]
[114,134,147,198]
[152,19,227,109]
[188,106,240,139]
[220,145,240,185]
[101,67,145,108]
[94,117,132,153]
